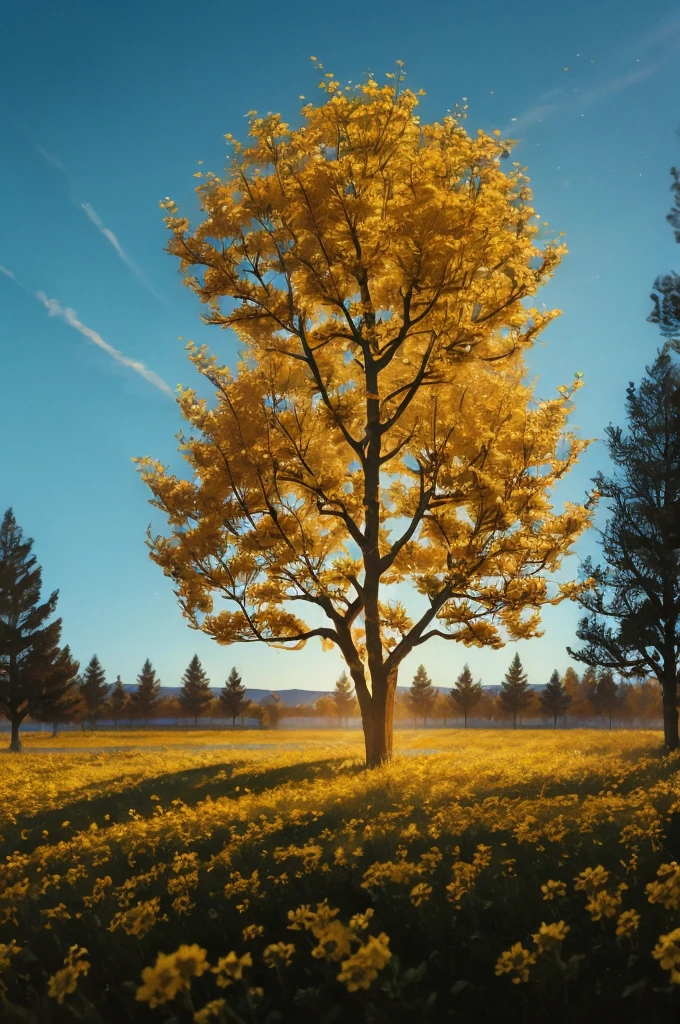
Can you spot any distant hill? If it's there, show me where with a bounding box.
[122,682,547,706]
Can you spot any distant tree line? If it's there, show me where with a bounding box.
[0,500,674,750]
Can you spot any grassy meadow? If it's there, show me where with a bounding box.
[2,729,680,1022]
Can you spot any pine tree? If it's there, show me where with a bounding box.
[108,675,128,729]
[589,670,622,730]
[0,509,80,752]
[33,675,82,737]
[178,654,212,726]
[79,655,109,729]
[649,167,680,350]
[570,354,680,748]
[332,672,356,727]
[219,666,250,727]
[539,669,572,727]
[448,664,483,727]
[131,659,161,726]
[405,665,438,727]
[498,653,533,729]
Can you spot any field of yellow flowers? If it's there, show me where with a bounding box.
[2,728,680,1023]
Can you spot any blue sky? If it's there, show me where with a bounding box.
[1,0,679,694]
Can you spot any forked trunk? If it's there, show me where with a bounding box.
[8,719,22,753]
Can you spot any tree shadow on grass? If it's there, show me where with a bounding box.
[1,755,365,857]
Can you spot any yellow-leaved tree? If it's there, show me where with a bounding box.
[137,67,594,767]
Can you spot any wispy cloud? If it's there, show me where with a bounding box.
[504,15,680,138]
[0,265,16,280]
[80,202,166,304]
[35,291,174,396]
[14,124,167,306]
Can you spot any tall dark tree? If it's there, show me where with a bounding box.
[649,167,680,349]
[332,671,356,727]
[33,674,82,737]
[178,654,212,726]
[219,666,250,727]
[131,659,162,726]
[0,509,80,752]
[539,669,572,727]
[649,166,680,550]
[448,664,483,727]
[568,353,680,749]
[405,665,438,727]
[498,653,532,729]
[79,655,109,729]
[108,675,128,729]
[589,670,622,730]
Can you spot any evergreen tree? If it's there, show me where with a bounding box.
[108,675,128,729]
[448,664,483,727]
[79,655,109,729]
[0,509,80,752]
[332,671,356,727]
[219,666,250,727]
[539,669,572,727]
[405,665,438,727]
[178,654,212,726]
[33,674,82,737]
[649,167,680,350]
[589,670,622,730]
[131,659,161,726]
[498,653,532,729]
[569,351,680,749]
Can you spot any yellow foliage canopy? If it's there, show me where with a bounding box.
[137,72,593,721]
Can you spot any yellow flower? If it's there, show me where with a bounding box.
[311,920,353,961]
[0,940,21,974]
[652,928,680,984]
[47,945,90,1004]
[532,920,569,955]
[194,999,226,1023]
[574,865,609,895]
[263,942,295,968]
[541,879,567,901]
[337,933,392,992]
[616,909,640,938]
[136,945,209,1008]
[494,943,536,984]
[212,951,252,988]
[409,882,433,906]
[646,861,680,910]
[242,923,265,942]
[585,884,627,921]
[108,897,161,937]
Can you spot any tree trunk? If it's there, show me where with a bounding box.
[662,685,679,750]
[513,713,517,730]
[464,713,467,729]
[362,671,398,767]
[52,722,58,738]
[8,718,22,753]
[554,714,557,727]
